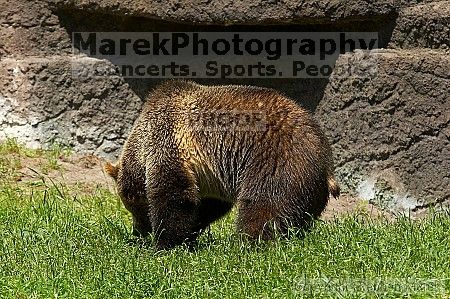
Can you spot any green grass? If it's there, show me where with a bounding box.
[0,140,449,298]
[0,138,71,179]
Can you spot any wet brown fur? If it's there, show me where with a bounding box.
[105,80,340,250]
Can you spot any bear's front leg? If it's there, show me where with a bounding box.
[146,160,201,250]
[130,206,152,238]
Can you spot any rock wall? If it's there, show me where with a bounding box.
[1,0,449,213]
[317,49,449,212]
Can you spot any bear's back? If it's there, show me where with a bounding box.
[139,81,330,203]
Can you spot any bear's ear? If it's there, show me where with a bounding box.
[104,162,119,180]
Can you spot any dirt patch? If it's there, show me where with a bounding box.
[321,194,391,221]
[14,154,115,193]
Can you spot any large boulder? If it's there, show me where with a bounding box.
[316,49,449,213]
[0,56,142,156]
[52,0,397,24]
[390,1,450,49]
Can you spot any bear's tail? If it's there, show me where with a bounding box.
[104,162,119,180]
[327,175,340,199]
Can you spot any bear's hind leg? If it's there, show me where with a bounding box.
[236,195,316,241]
[236,199,279,241]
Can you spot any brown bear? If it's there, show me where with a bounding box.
[105,80,340,250]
